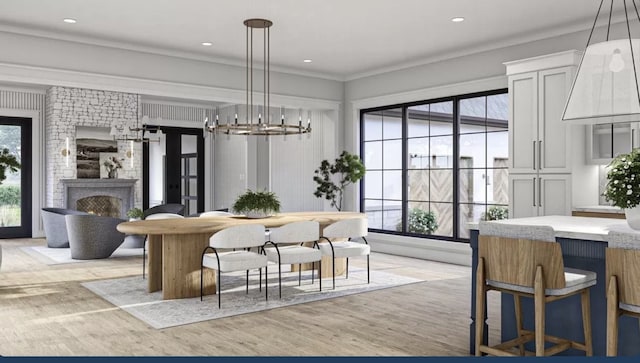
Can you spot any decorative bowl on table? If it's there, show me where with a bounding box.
[244,210,275,219]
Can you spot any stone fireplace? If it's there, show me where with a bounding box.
[61,179,137,219]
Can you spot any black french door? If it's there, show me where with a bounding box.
[143,126,204,216]
[0,116,32,238]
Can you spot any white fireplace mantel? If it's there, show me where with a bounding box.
[61,179,138,218]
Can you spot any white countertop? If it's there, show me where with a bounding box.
[573,205,623,214]
[467,215,637,241]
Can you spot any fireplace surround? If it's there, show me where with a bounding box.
[61,179,137,219]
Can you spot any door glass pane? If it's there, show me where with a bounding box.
[364,199,383,229]
[0,125,21,227]
[363,112,383,141]
[430,136,453,168]
[383,170,402,200]
[364,141,382,170]
[382,200,402,231]
[460,133,486,168]
[429,101,453,136]
[188,157,197,175]
[189,178,197,196]
[364,170,382,199]
[408,138,429,169]
[460,97,486,134]
[383,108,402,139]
[408,105,429,138]
[383,140,402,170]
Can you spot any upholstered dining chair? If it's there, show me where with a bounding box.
[318,218,370,289]
[201,224,269,308]
[142,213,184,278]
[476,221,595,356]
[264,220,323,298]
[605,230,640,356]
[142,203,185,219]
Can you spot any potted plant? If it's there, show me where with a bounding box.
[482,206,509,221]
[127,207,144,221]
[404,208,438,234]
[603,148,640,229]
[232,189,281,218]
[313,151,366,211]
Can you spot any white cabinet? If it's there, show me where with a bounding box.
[509,67,574,174]
[509,174,572,218]
[506,51,580,218]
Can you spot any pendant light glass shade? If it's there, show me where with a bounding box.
[562,0,640,124]
[563,39,640,123]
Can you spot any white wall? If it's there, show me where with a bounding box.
[0,31,343,103]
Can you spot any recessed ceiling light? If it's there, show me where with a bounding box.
[451,17,465,23]
[201,42,213,46]
[63,18,77,24]
[303,59,312,63]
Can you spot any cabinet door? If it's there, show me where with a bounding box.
[509,72,538,173]
[539,174,571,216]
[508,174,538,218]
[538,67,573,173]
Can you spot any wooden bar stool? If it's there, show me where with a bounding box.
[605,230,640,356]
[476,222,595,356]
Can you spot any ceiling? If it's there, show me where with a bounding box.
[0,0,619,80]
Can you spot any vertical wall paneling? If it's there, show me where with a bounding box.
[269,110,335,212]
[0,88,46,236]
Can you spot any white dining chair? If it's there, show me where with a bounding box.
[142,213,184,279]
[201,224,269,308]
[264,220,322,298]
[199,211,235,217]
[318,218,370,289]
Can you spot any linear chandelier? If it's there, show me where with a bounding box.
[204,18,312,136]
[562,0,640,124]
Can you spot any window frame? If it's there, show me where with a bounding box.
[359,88,508,243]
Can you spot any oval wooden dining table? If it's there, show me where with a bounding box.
[117,211,367,300]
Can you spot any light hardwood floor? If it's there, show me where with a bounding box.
[0,238,499,356]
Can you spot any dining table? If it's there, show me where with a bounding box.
[116,211,367,300]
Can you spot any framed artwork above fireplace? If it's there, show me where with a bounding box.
[76,126,117,179]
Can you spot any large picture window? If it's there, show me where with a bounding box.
[360,89,508,242]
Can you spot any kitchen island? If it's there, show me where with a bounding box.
[468,215,640,356]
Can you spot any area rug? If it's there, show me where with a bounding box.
[81,266,423,329]
[20,245,142,265]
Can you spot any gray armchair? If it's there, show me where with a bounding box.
[41,208,89,248]
[66,214,126,259]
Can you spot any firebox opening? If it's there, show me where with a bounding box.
[76,195,122,218]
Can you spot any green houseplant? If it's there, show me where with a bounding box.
[396,208,438,234]
[126,207,144,220]
[0,148,20,185]
[482,206,509,221]
[313,151,366,211]
[232,189,281,218]
[603,148,640,229]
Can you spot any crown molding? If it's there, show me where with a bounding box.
[0,62,341,111]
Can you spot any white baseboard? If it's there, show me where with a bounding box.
[367,232,471,267]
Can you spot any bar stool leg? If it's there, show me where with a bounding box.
[581,289,593,356]
[607,276,619,357]
[475,258,486,356]
[514,295,525,356]
[534,266,545,356]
